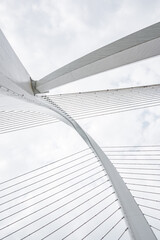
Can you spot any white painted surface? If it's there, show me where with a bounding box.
[0,29,33,94]
[36,22,160,92]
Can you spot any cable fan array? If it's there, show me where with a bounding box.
[0,148,129,240]
[0,84,160,135]
[102,145,160,239]
[1,145,159,239]
[0,91,58,134]
[41,84,160,120]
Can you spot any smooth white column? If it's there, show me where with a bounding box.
[0,29,33,94]
[36,22,160,92]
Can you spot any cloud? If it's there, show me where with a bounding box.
[1,0,160,81]
[0,0,160,200]
[0,1,160,239]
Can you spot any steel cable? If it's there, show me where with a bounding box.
[118,228,128,240]
[134,196,160,203]
[0,161,103,206]
[145,214,160,221]
[45,87,160,111]
[0,156,97,199]
[41,200,119,240]
[0,177,109,231]
[0,152,93,192]
[81,207,121,240]
[0,169,105,218]
[0,148,91,185]
[1,187,114,240]
[100,217,124,240]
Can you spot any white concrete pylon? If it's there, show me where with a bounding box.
[36,22,160,92]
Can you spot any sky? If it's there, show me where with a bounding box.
[0,0,160,239]
[0,0,160,172]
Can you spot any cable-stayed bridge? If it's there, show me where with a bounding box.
[0,22,160,240]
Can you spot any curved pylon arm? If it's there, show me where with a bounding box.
[0,78,157,240]
[35,22,160,93]
[38,95,157,240]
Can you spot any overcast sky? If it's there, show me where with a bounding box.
[0,0,160,172]
[0,1,160,239]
